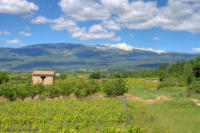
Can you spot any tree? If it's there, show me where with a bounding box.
[0,84,17,101]
[194,66,200,79]
[102,78,128,96]
[111,73,121,78]
[187,81,200,95]
[183,63,194,85]
[0,71,9,84]
[16,84,29,101]
[60,73,67,80]
[74,80,88,98]
[74,80,100,98]
[46,85,60,98]
[29,83,45,99]
[58,80,74,97]
[89,72,100,79]
[158,71,166,82]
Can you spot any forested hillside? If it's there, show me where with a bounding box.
[0,43,199,71]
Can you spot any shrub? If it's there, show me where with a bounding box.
[60,73,67,80]
[0,71,9,84]
[111,73,121,78]
[87,80,100,95]
[16,84,30,101]
[187,81,200,94]
[58,80,75,96]
[46,84,61,98]
[74,80,88,98]
[28,83,45,99]
[74,80,100,98]
[102,78,128,96]
[89,72,101,79]
[0,84,17,101]
[157,81,176,89]
[158,71,166,82]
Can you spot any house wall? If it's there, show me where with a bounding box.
[32,75,54,85]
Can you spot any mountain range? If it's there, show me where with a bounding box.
[0,43,199,71]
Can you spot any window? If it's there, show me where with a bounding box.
[41,75,46,82]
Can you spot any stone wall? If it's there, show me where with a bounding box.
[32,75,54,85]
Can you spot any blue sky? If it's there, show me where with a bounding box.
[0,0,200,53]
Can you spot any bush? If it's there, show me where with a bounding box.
[102,78,128,96]
[28,83,45,99]
[158,71,166,82]
[0,84,17,101]
[46,84,61,98]
[57,80,74,96]
[89,72,101,79]
[74,80,100,98]
[60,73,67,80]
[111,73,121,78]
[187,81,200,94]
[0,71,9,84]
[16,84,30,101]
[157,81,176,89]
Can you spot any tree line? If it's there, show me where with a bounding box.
[0,76,128,101]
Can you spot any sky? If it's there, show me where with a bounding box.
[0,0,200,53]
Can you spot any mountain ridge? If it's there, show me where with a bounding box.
[0,43,199,71]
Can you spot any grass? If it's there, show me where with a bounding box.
[126,78,159,89]
[129,86,185,99]
[146,98,200,133]
[128,83,200,133]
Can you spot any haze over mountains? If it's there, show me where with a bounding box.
[0,43,199,71]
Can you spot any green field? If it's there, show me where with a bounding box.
[1,74,200,133]
[0,99,152,133]
[1,91,200,133]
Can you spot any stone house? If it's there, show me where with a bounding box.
[32,71,55,85]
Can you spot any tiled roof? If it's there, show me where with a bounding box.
[32,71,55,76]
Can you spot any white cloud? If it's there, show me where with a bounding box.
[31,16,51,24]
[0,0,38,15]
[153,36,159,40]
[71,25,115,40]
[102,20,121,30]
[112,37,122,42]
[89,24,104,33]
[58,0,110,21]
[111,0,200,33]
[6,39,24,45]
[101,0,129,15]
[32,16,116,40]
[51,17,78,32]
[31,0,200,42]
[101,0,200,33]
[19,31,32,37]
[192,48,200,53]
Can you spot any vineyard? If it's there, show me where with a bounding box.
[0,98,150,133]
[0,71,200,133]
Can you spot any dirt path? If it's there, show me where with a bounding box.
[0,94,173,104]
[191,99,200,107]
[123,94,173,104]
[87,93,173,104]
